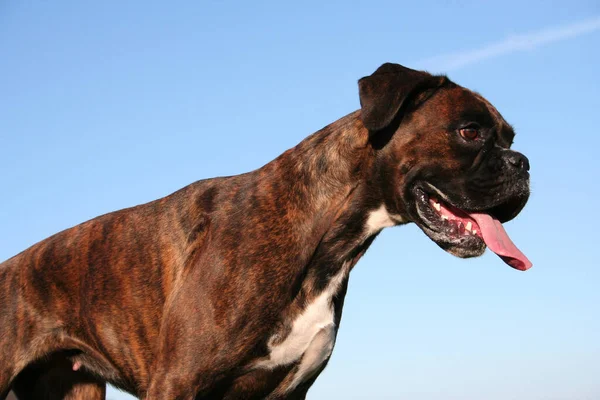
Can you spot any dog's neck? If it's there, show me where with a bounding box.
[261,110,371,210]
[256,111,402,282]
[182,111,402,304]
[246,112,405,371]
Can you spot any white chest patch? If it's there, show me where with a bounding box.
[364,204,405,236]
[255,264,349,394]
[255,205,401,394]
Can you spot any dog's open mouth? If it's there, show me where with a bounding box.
[413,187,532,271]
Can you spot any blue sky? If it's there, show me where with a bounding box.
[1,1,599,399]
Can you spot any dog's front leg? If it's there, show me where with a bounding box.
[144,316,244,400]
[144,371,197,400]
[144,322,229,399]
[143,273,255,400]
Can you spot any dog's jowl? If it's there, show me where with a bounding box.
[0,63,531,400]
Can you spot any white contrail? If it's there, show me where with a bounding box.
[417,16,600,72]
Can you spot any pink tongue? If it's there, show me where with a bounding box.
[469,213,532,271]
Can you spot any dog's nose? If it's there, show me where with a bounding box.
[506,151,530,172]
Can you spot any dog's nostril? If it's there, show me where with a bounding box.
[508,153,530,172]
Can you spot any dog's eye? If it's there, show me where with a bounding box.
[459,128,479,140]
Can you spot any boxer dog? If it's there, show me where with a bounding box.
[0,63,531,400]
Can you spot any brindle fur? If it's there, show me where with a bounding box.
[0,64,528,399]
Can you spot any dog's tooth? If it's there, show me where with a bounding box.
[441,215,448,221]
[472,229,477,235]
[434,202,441,211]
[466,222,472,231]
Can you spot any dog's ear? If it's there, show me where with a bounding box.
[358,63,442,133]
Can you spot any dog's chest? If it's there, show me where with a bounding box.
[254,266,348,394]
[253,206,400,394]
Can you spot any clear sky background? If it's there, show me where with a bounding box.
[1,1,599,399]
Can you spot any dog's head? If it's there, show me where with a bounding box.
[360,63,531,270]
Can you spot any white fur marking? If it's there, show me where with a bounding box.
[255,264,349,393]
[287,324,335,391]
[365,205,404,236]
